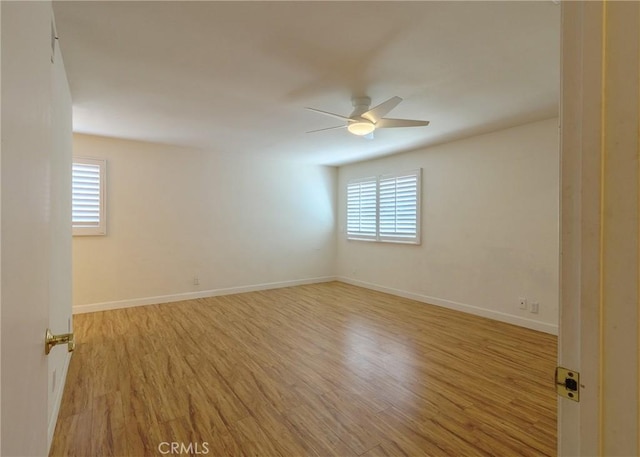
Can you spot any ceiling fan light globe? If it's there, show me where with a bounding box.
[347,121,375,136]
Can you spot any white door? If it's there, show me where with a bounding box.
[559,2,639,456]
[47,10,74,448]
[1,1,61,455]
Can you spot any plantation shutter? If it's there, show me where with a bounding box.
[72,158,106,235]
[379,170,420,243]
[347,177,377,240]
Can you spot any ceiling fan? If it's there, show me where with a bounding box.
[306,96,429,138]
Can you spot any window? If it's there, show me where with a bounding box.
[347,169,421,244]
[72,157,106,236]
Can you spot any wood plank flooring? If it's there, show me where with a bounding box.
[50,282,557,456]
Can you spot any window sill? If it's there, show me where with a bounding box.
[347,237,421,245]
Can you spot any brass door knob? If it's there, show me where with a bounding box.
[45,329,75,355]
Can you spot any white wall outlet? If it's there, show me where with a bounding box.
[193,276,199,286]
[530,302,540,314]
[519,297,528,310]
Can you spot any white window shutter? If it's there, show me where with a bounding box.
[72,158,106,236]
[346,169,421,244]
[379,170,420,243]
[347,177,378,240]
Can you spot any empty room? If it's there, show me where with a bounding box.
[2,1,639,457]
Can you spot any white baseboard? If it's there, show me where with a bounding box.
[48,351,72,452]
[72,276,337,314]
[72,275,557,335]
[336,276,558,335]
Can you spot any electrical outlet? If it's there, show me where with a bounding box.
[530,302,540,314]
[519,297,528,310]
[193,276,199,286]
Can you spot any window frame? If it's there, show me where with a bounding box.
[346,168,421,245]
[72,157,107,236]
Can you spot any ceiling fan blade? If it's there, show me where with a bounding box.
[306,125,347,134]
[306,107,351,122]
[361,96,402,123]
[376,118,430,128]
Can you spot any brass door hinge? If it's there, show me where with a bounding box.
[555,366,580,402]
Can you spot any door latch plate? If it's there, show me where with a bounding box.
[555,366,580,402]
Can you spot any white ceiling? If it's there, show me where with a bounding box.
[53,1,560,166]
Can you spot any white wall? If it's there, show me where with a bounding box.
[73,119,558,334]
[337,118,559,333]
[72,134,336,310]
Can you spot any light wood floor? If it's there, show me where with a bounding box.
[50,282,557,457]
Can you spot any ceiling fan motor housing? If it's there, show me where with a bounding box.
[350,96,372,119]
